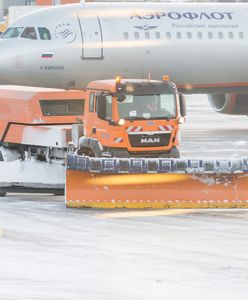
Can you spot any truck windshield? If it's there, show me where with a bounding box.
[117,94,176,120]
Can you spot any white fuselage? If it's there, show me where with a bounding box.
[0,2,247,92]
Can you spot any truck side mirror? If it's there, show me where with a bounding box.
[97,96,107,120]
[117,94,126,102]
[179,93,186,117]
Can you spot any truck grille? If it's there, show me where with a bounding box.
[129,133,171,148]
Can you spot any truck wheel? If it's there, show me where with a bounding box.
[53,190,64,196]
[0,149,4,162]
[0,149,6,196]
[169,147,180,158]
[77,147,95,157]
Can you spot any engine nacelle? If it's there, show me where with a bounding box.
[208,93,248,115]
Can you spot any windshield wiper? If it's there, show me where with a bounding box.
[124,116,174,121]
[153,116,172,121]
[125,117,148,120]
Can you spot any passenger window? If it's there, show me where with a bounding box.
[123,32,129,39]
[21,27,37,40]
[208,32,213,39]
[228,32,234,39]
[38,27,51,40]
[218,32,223,39]
[166,32,171,39]
[176,32,182,39]
[89,93,95,112]
[197,32,203,39]
[106,96,112,120]
[187,32,192,39]
[145,32,150,39]
[97,95,112,121]
[239,32,244,39]
[134,32,139,39]
[155,32,160,39]
[1,27,23,39]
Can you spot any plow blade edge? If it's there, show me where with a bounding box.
[66,155,248,209]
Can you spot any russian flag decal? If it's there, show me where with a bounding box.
[41,52,54,58]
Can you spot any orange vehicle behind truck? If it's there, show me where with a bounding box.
[73,76,186,158]
[0,86,84,163]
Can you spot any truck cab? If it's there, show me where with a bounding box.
[77,77,186,158]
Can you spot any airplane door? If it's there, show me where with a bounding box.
[78,13,103,59]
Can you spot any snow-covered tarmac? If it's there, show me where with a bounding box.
[1,196,248,300]
[0,95,248,300]
[181,95,248,158]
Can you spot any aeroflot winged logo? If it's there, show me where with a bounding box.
[134,25,158,31]
[54,23,77,43]
[130,11,234,20]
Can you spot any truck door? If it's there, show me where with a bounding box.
[78,13,103,59]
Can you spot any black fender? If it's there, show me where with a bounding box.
[77,136,103,157]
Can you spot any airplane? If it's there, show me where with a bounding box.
[0,1,248,116]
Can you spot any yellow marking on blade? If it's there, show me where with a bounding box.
[0,228,4,237]
[67,201,248,209]
[96,209,195,219]
[85,173,189,186]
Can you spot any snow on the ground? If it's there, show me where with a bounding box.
[0,197,248,300]
[0,160,65,185]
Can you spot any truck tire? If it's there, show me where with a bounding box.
[77,147,96,157]
[53,190,65,196]
[169,147,180,158]
[159,147,180,159]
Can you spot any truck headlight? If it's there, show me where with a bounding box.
[118,119,125,126]
[178,117,185,124]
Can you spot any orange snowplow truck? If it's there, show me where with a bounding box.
[73,76,186,158]
[0,77,185,163]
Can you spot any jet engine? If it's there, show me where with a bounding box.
[208,94,248,115]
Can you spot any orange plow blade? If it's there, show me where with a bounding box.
[66,155,248,209]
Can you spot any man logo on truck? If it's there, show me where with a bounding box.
[141,137,160,144]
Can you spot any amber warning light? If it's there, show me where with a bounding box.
[115,76,122,84]
[115,76,122,91]
[163,75,170,81]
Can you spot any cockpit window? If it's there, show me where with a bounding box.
[21,27,37,40]
[38,27,51,40]
[1,27,24,39]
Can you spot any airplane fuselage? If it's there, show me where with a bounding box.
[0,2,248,94]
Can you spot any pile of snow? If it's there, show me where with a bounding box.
[0,160,65,186]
